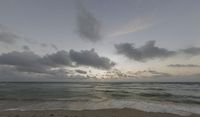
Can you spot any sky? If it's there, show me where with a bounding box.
[0,0,200,82]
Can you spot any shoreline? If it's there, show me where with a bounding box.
[0,108,199,117]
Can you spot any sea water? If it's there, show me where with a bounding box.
[0,82,200,116]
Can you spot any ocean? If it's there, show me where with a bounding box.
[0,82,200,116]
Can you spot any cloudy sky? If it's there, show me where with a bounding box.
[0,0,200,82]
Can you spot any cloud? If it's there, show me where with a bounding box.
[51,44,58,51]
[115,40,176,61]
[101,69,171,80]
[0,51,72,74]
[0,51,48,73]
[70,49,115,69]
[0,65,91,82]
[147,70,171,77]
[180,47,200,55]
[22,45,30,51]
[0,24,20,44]
[75,69,87,74]
[41,43,48,47]
[168,64,200,68]
[108,15,154,37]
[0,49,115,74]
[42,50,72,67]
[75,1,101,42]
[132,70,170,77]
[0,31,19,44]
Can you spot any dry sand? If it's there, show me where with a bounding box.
[0,108,199,117]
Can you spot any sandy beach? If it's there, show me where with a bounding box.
[0,109,199,117]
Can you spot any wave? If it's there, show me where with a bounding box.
[167,99,200,105]
[1,82,200,115]
[2,99,200,116]
[139,92,172,97]
[0,97,91,102]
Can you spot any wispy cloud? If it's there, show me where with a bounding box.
[0,24,19,44]
[168,64,200,68]
[108,15,154,37]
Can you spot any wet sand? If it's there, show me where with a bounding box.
[0,108,199,117]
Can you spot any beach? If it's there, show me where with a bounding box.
[0,109,199,117]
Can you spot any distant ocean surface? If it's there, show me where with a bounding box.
[0,82,200,115]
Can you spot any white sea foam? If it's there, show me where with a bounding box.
[4,99,200,116]
[66,99,200,116]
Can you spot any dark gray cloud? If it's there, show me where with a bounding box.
[75,69,87,74]
[42,50,72,67]
[22,45,30,51]
[0,51,72,73]
[0,49,114,75]
[115,40,176,61]
[70,49,115,69]
[75,1,101,42]
[168,64,200,68]
[0,51,47,73]
[180,47,200,55]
